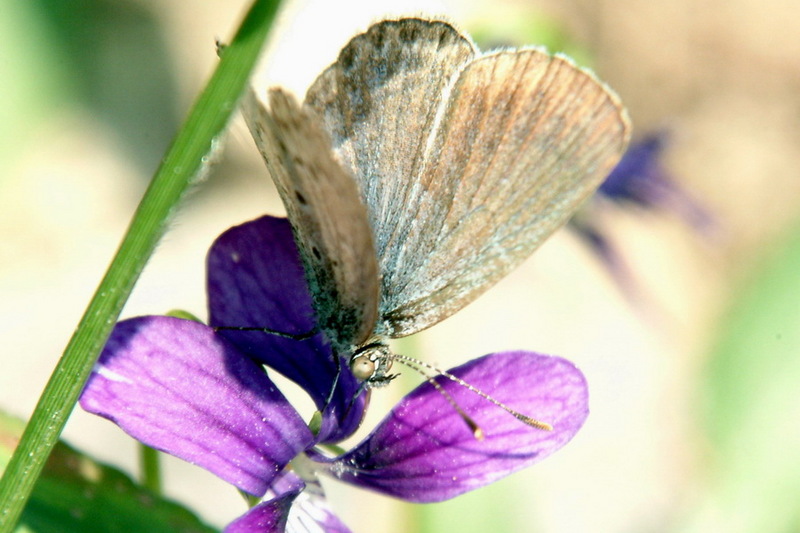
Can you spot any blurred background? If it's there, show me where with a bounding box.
[2,0,799,531]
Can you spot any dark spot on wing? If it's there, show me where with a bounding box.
[398,22,420,43]
[340,45,356,71]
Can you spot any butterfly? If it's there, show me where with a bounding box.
[243,17,631,387]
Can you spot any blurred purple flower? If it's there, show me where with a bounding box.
[80,216,589,532]
[598,131,709,227]
[574,131,713,292]
[599,131,672,206]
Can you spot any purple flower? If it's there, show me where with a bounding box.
[598,131,709,227]
[574,131,713,293]
[80,216,589,532]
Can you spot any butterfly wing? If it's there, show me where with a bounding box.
[302,18,476,335]
[305,20,477,231]
[242,88,379,350]
[305,18,630,338]
[378,49,631,336]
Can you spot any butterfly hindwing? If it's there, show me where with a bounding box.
[377,49,631,336]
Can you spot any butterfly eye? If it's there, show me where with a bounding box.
[350,354,376,381]
[350,342,395,383]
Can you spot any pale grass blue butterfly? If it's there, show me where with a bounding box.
[243,18,631,401]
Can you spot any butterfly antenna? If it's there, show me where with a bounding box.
[212,325,318,341]
[397,355,485,440]
[392,353,553,433]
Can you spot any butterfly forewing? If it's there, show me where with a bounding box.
[304,19,477,281]
[242,89,379,350]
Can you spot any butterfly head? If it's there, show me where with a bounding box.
[350,340,398,388]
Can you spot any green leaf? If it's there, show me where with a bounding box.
[27,0,182,171]
[0,1,282,530]
[138,444,162,495]
[165,309,205,323]
[415,475,524,533]
[468,10,592,66]
[684,220,800,532]
[0,412,217,533]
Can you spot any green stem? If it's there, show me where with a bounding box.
[139,445,162,495]
[0,1,281,529]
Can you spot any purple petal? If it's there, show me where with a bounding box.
[324,351,588,502]
[286,490,353,533]
[208,215,317,336]
[224,472,305,533]
[571,220,639,298]
[282,473,353,533]
[314,374,368,444]
[207,216,365,434]
[601,131,713,231]
[600,132,669,205]
[225,472,353,533]
[224,492,299,533]
[80,316,314,496]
